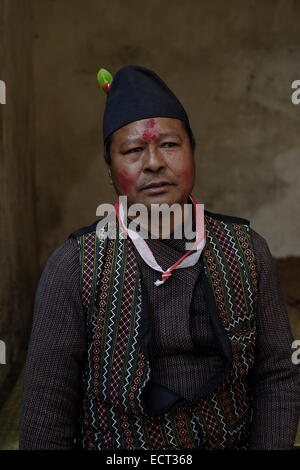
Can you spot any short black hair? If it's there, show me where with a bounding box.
[103,120,196,165]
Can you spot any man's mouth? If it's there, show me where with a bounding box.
[141,181,173,192]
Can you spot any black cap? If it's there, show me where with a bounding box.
[102,65,190,142]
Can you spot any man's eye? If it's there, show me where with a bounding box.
[125,147,143,154]
[161,142,178,148]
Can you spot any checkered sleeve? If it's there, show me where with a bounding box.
[247,229,300,450]
[19,237,86,450]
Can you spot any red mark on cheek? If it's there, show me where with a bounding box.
[180,167,195,190]
[142,118,158,141]
[116,171,133,193]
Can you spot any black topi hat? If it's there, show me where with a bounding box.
[98,65,191,142]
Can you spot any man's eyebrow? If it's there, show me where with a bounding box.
[120,132,183,146]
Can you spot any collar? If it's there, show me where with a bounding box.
[114,194,206,286]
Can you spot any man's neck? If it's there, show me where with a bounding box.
[126,197,194,240]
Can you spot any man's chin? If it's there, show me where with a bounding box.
[140,190,183,208]
[122,188,190,210]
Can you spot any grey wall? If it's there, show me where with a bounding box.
[0,0,38,404]
[29,0,300,265]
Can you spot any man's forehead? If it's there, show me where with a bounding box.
[112,117,184,142]
[121,132,183,146]
[129,116,182,128]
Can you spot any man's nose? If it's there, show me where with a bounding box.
[142,146,165,172]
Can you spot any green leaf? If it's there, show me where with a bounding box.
[97,68,113,88]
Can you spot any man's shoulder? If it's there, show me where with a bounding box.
[204,209,270,253]
[204,208,250,226]
[68,219,100,239]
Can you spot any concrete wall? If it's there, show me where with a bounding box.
[0,0,38,405]
[29,0,300,264]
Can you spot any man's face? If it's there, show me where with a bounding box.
[108,117,195,209]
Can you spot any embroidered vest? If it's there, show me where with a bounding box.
[70,210,258,450]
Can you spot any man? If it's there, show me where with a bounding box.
[20,65,299,450]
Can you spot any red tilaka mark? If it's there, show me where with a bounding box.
[142,118,158,141]
[142,130,157,141]
[116,171,133,192]
[147,118,155,128]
